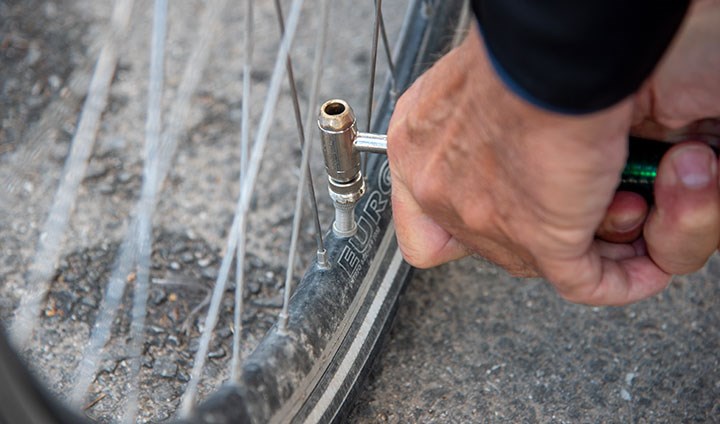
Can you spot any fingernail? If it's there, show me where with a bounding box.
[672,146,715,189]
[611,213,642,233]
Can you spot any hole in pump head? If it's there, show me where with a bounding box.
[324,101,345,116]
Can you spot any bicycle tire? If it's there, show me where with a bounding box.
[0,0,465,423]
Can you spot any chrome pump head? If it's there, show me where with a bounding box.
[318,99,388,238]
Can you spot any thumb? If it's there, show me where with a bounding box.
[391,176,468,268]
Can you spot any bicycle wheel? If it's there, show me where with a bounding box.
[0,0,465,422]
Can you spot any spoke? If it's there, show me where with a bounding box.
[179,0,306,416]
[366,0,384,130]
[363,0,383,177]
[272,0,327,264]
[231,0,254,383]
[377,0,396,92]
[230,223,249,379]
[239,0,253,181]
[123,0,168,421]
[71,221,138,406]
[9,0,135,350]
[71,0,225,407]
[279,0,331,332]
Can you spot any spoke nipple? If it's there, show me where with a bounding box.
[316,248,329,269]
[278,311,289,335]
[389,87,399,105]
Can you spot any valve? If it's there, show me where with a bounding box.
[318,99,387,238]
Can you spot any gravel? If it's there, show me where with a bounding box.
[3,1,717,423]
[1,0,389,421]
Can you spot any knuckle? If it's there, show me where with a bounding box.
[649,249,711,275]
[673,205,720,234]
[554,280,587,303]
[534,227,590,255]
[552,278,594,304]
[412,170,444,210]
[544,264,607,306]
[403,108,434,146]
[556,283,606,306]
[556,289,587,304]
[397,238,434,269]
[646,214,720,275]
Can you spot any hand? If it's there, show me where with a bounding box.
[387,15,719,305]
[598,0,720,270]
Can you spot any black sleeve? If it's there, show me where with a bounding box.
[471,1,690,114]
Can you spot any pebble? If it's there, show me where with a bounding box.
[249,256,264,268]
[148,325,166,335]
[625,372,636,386]
[44,1,58,17]
[98,183,114,194]
[143,355,154,369]
[95,136,127,157]
[61,121,76,136]
[208,348,226,359]
[252,294,284,308]
[100,359,119,374]
[25,42,41,65]
[22,181,34,193]
[48,74,61,90]
[62,270,81,283]
[118,172,132,183]
[247,281,261,295]
[620,388,632,401]
[150,289,167,305]
[154,358,178,378]
[201,267,218,280]
[80,296,98,308]
[85,162,109,180]
[170,242,187,254]
[216,327,233,339]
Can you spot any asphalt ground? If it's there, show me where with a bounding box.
[349,257,720,423]
[1,1,718,423]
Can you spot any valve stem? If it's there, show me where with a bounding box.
[318,99,387,238]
